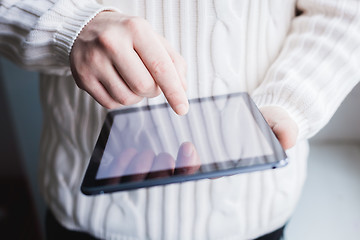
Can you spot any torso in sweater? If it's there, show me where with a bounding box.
[37,1,309,239]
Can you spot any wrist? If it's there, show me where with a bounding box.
[53,1,120,65]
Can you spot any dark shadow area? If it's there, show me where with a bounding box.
[0,64,43,239]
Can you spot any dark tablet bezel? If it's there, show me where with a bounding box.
[81,93,287,195]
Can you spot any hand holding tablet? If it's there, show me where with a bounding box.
[81,93,288,195]
[97,142,200,184]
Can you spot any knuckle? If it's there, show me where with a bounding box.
[116,92,130,105]
[151,60,169,76]
[133,80,156,96]
[107,80,122,92]
[98,28,112,44]
[97,29,117,53]
[124,17,147,35]
[118,94,142,106]
[119,97,132,105]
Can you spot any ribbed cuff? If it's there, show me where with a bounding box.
[251,93,309,142]
[53,1,120,65]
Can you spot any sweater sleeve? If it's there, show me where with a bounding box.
[251,0,360,140]
[0,0,118,74]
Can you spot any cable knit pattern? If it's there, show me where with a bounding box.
[252,0,360,140]
[0,0,118,72]
[1,0,360,239]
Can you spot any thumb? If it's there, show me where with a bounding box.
[260,106,299,150]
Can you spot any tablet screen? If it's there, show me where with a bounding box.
[81,93,287,194]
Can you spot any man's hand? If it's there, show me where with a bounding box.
[260,106,299,150]
[70,11,188,115]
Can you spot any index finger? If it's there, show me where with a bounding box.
[134,31,189,115]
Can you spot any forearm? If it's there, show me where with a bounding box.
[252,0,360,140]
[0,0,116,74]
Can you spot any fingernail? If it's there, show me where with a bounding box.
[176,103,188,115]
[182,144,194,157]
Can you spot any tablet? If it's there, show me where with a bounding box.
[81,92,287,195]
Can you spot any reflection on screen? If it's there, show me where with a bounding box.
[96,95,274,181]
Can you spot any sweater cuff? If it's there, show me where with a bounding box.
[251,93,309,142]
[54,2,119,65]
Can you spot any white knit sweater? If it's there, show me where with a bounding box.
[1,0,360,239]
